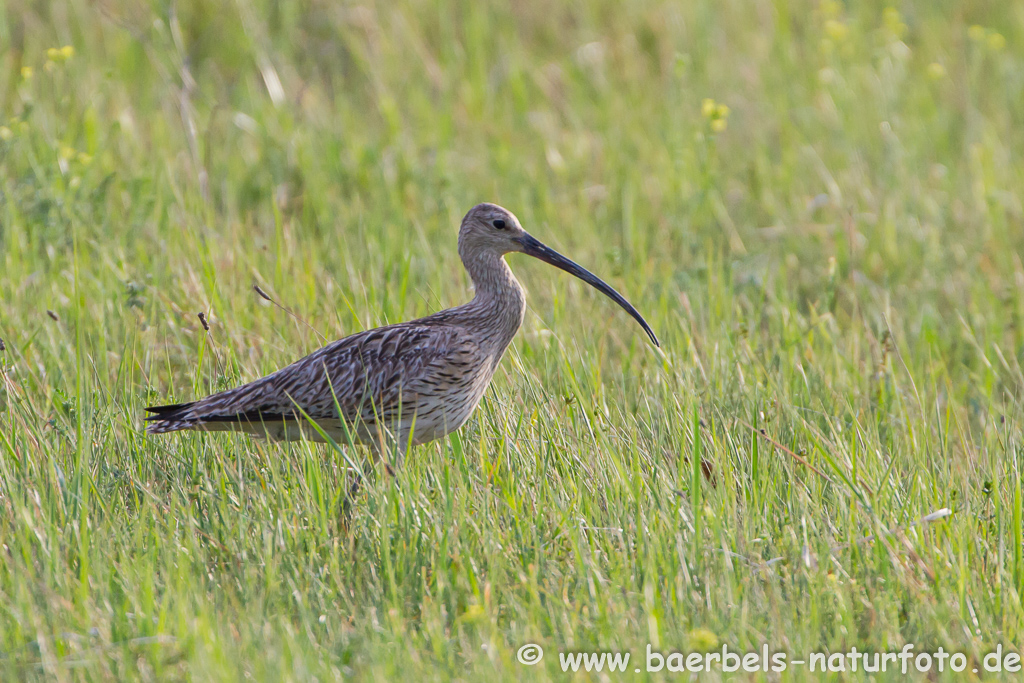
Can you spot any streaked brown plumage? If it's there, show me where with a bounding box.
[145,203,658,460]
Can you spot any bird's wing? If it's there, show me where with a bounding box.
[145,321,480,434]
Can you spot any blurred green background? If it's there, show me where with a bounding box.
[2,0,1024,680]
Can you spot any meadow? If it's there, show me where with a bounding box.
[2,0,1024,679]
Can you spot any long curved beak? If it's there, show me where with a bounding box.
[516,234,660,347]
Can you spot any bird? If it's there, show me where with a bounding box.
[145,203,659,463]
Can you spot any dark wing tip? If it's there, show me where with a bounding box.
[144,403,192,413]
[144,401,196,423]
[145,401,194,415]
[194,409,291,424]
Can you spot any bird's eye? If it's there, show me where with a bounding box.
[493,219,506,229]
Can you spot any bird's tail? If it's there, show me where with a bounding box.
[144,401,202,434]
[144,378,289,435]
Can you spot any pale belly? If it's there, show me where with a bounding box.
[401,351,498,445]
[404,382,489,445]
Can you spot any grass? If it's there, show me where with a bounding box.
[2,0,1024,679]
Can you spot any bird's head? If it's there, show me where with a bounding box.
[458,202,659,347]
[458,203,529,256]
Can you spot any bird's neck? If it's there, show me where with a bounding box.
[459,249,526,353]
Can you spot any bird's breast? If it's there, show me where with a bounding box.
[407,358,498,444]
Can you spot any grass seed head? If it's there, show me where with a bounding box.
[253,284,273,302]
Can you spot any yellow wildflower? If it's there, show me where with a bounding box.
[688,627,719,652]
[21,66,33,80]
[988,33,1006,51]
[927,62,946,80]
[702,98,729,132]
[968,25,986,42]
[825,20,849,41]
[46,45,74,64]
[0,126,12,141]
[883,8,906,37]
